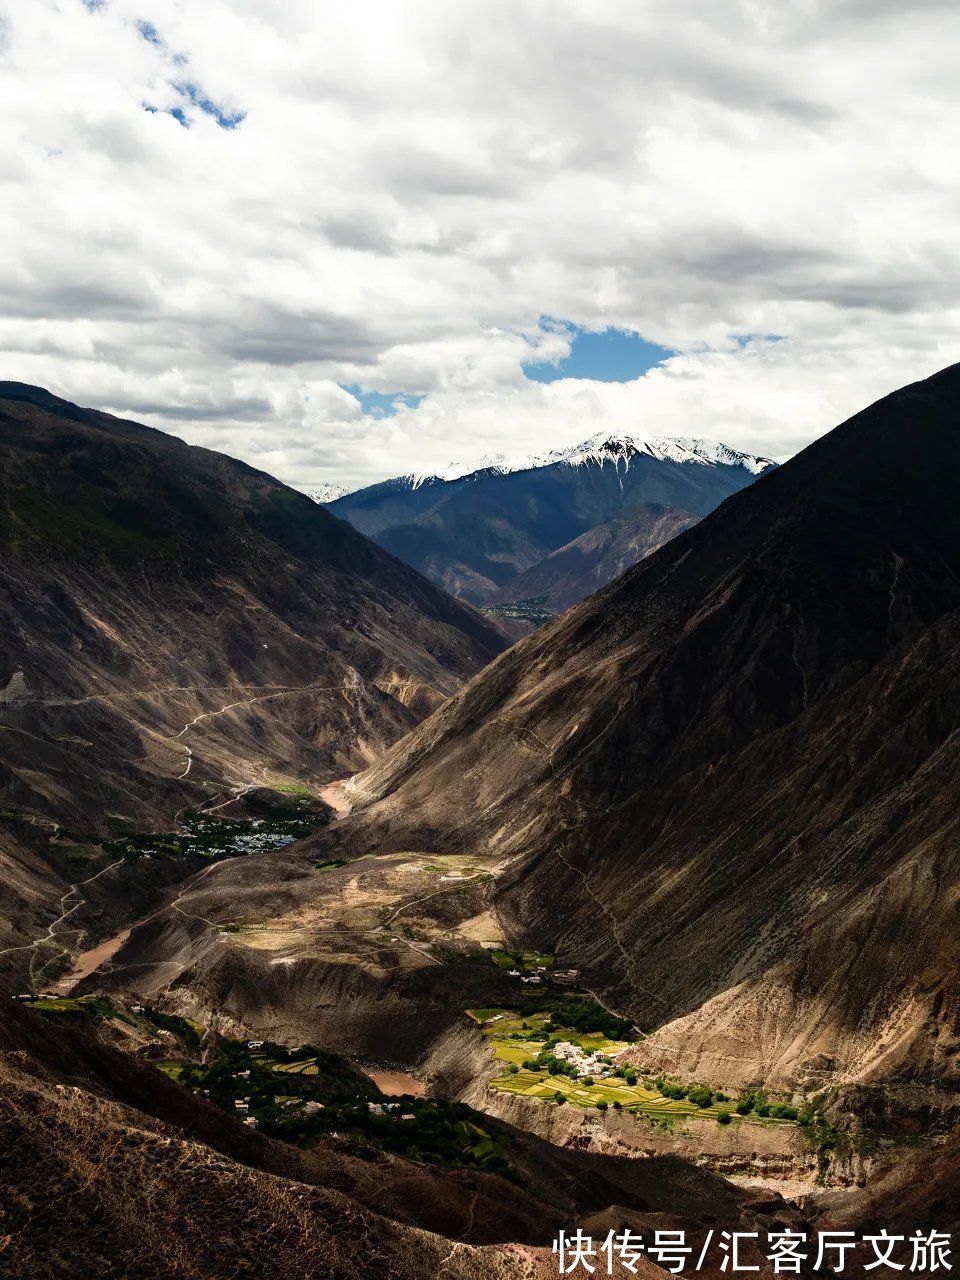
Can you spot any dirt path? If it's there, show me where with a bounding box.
[0,857,124,983]
[161,675,363,773]
[25,772,358,994]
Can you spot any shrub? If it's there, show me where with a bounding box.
[553,1092,566,1105]
[687,1087,714,1109]
[596,1100,608,1111]
[582,1077,594,1087]
[717,1111,732,1125]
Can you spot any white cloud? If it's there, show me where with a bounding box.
[1,0,960,488]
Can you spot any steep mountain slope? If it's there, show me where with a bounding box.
[327,434,775,604]
[326,364,960,1106]
[0,996,788,1279]
[487,506,699,612]
[0,383,505,958]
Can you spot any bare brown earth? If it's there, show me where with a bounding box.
[0,383,506,975]
[365,1067,427,1097]
[298,364,960,1133]
[50,927,131,995]
[89,842,519,1056]
[319,780,355,820]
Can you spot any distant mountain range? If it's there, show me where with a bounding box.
[319,432,776,610]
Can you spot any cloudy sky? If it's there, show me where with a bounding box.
[2,1,960,490]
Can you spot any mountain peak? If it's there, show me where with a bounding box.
[306,482,349,504]
[554,430,777,475]
[388,431,776,490]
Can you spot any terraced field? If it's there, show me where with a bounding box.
[471,1008,796,1126]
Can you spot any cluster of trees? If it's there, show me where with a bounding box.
[174,1036,521,1179]
[609,1065,639,1085]
[268,1094,519,1179]
[652,1076,729,1108]
[735,1091,799,1120]
[513,995,637,1041]
[143,1006,202,1050]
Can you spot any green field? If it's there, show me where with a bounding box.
[488,949,554,973]
[469,1007,795,1125]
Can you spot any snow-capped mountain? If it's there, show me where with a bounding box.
[327,431,777,609]
[371,431,775,492]
[302,434,774,506]
[305,482,350,504]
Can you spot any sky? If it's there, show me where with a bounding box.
[2,1,960,490]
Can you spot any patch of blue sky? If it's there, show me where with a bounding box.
[342,385,425,418]
[137,20,164,46]
[732,333,785,347]
[137,22,242,129]
[523,320,674,383]
[172,81,246,130]
[142,103,187,128]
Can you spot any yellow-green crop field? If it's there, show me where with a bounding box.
[469,1008,792,1124]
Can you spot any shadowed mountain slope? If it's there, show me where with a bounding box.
[328,364,960,1101]
[328,434,773,604]
[0,996,796,1279]
[487,505,699,612]
[0,383,506,959]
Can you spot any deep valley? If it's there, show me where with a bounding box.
[3,373,960,1277]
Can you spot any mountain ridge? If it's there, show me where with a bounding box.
[328,430,774,604]
[341,430,776,493]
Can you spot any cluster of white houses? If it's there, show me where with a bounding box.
[551,1040,615,1078]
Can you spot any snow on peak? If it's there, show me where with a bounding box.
[401,433,776,484]
[308,433,775,499]
[306,483,349,503]
[550,431,777,476]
